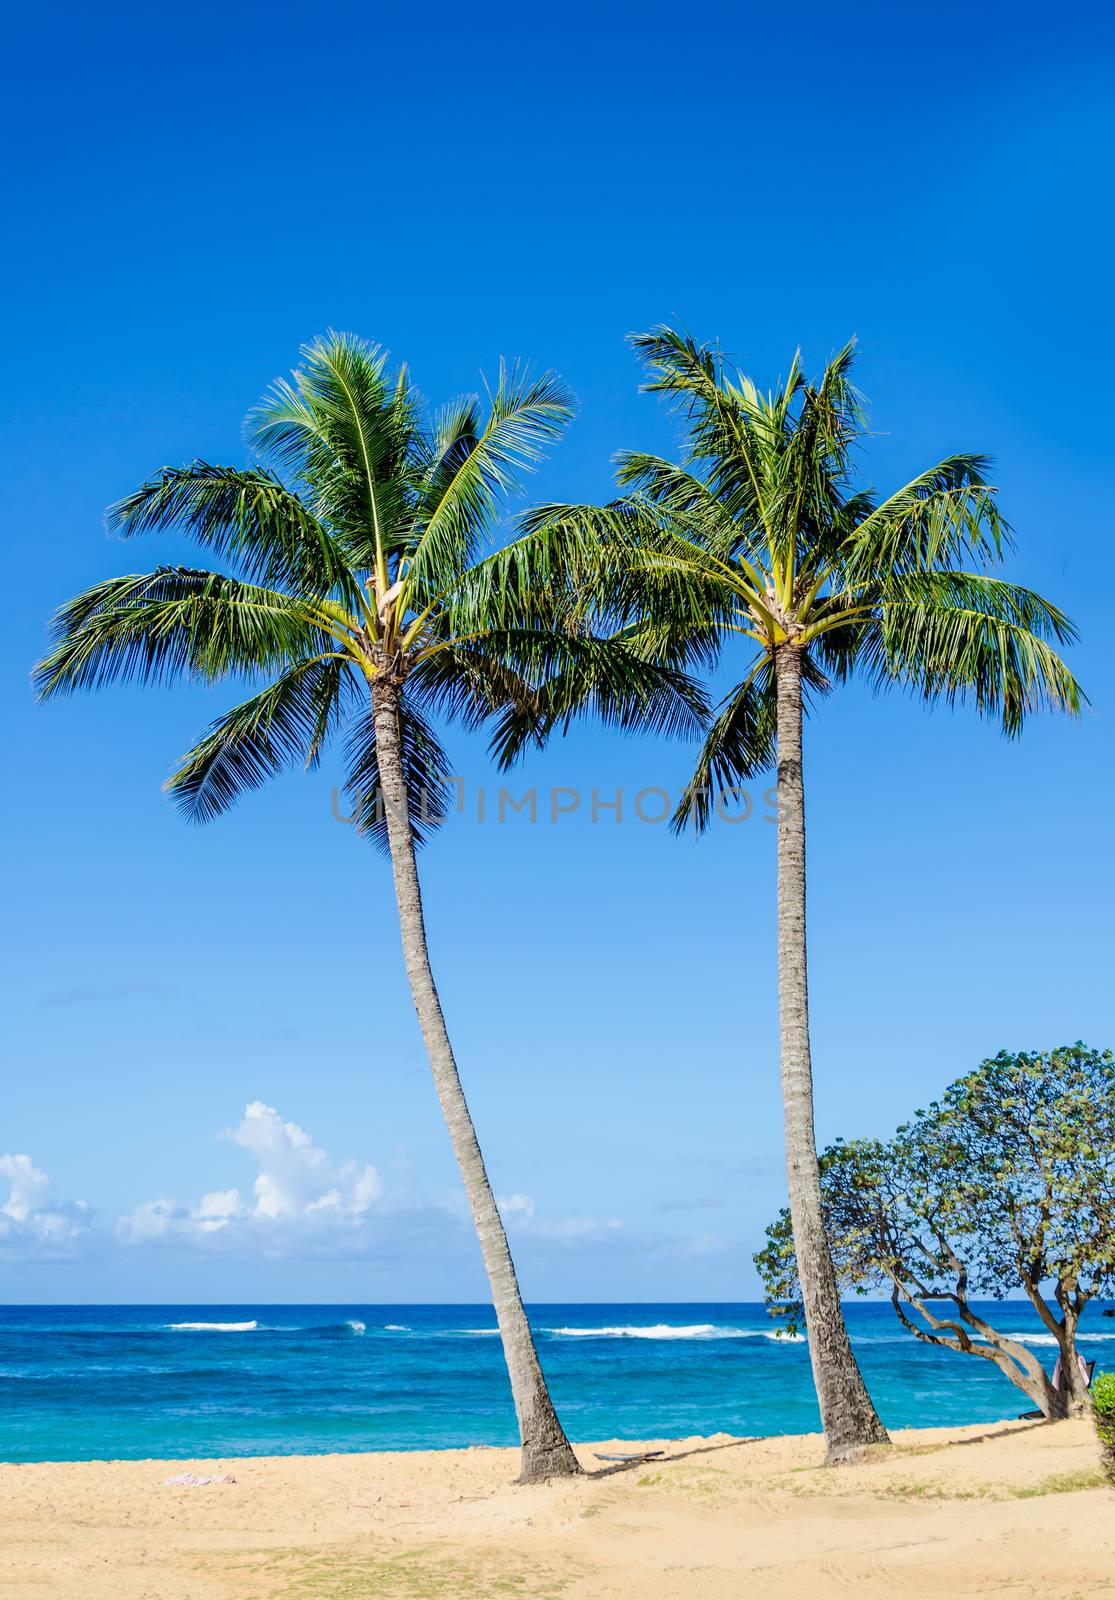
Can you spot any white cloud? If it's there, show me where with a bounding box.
[195,1189,244,1231]
[117,1101,384,1245]
[541,1216,624,1241]
[0,1124,733,1296]
[231,1101,382,1221]
[0,1154,53,1222]
[0,1153,89,1250]
[120,1197,183,1243]
[497,1190,623,1243]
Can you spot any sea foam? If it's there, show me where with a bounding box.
[167,1320,258,1332]
[999,1330,1115,1346]
[548,1323,742,1340]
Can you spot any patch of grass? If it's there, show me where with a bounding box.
[786,1476,983,1503]
[776,1465,1106,1503]
[877,1469,1105,1502]
[197,1545,576,1600]
[1011,1468,1106,1499]
[632,1465,733,1504]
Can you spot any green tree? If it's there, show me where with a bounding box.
[1092,1373,1115,1486]
[756,1045,1115,1419]
[34,332,701,1482]
[529,330,1083,1460]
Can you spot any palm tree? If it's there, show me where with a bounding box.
[525,329,1083,1462]
[34,331,701,1482]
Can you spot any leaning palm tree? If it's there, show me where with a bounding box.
[34,331,700,1482]
[525,329,1083,1461]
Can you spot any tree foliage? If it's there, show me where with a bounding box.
[756,1045,1115,1416]
[528,328,1083,827]
[35,332,705,849]
[1093,1372,1115,1486]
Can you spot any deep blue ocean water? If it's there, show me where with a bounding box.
[1,1301,1112,1463]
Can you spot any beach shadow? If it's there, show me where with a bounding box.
[585,1420,1052,1479]
[586,1439,757,1478]
[902,1419,1051,1454]
[801,1419,1054,1475]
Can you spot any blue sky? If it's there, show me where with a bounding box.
[3,0,1113,1302]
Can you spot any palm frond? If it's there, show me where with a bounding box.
[406,640,540,736]
[672,656,777,832]
[838,456,1008,583]
[403,363,575,601]
[166,655,357,823]
[478,498,747,646]
[34,568,329,697]
[247,332,418,575]
[629,326,777,528]
[866,572,1084,733]
[614,453,764,567]
[411,395,484,506]
[775,343,862,575]
[669,649,838,832]
[108,463,360,603]
[479,628,710,771]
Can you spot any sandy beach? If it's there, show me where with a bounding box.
[1,1418,1110,1599]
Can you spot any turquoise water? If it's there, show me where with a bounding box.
[2,1302,1112,1462]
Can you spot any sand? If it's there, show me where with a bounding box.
[0,1418,1111,1598]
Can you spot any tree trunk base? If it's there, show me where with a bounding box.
[824,1435,891,1467]
[823,1405,891,1466]
[517,1439,583,1483]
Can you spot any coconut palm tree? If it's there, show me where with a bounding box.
[524,329,1083,1461]
[33,331,702,1482]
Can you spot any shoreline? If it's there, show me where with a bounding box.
[8,1301,1110,1462]
[1,1419,1109,1598]
[0,1407,1051,1468]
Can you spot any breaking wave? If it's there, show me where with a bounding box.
[546,1323,753,1341]
[1002,1330,1115,1346]
[167,1321,258,1332]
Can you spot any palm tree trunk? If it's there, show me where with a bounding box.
[774,643,890,1463]
[371,678,580,1483]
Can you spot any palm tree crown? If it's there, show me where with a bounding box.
[527,328,1081,822]
[36,331,699,838]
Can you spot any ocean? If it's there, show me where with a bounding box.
[2,1301,1112,1463]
